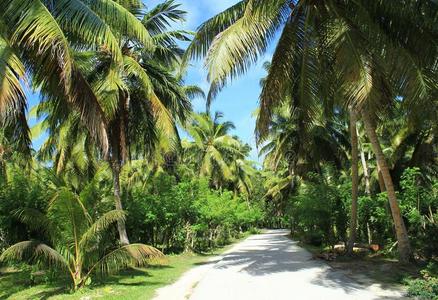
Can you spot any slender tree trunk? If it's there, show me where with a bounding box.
[347,110,359,255]
[358,129,371,195]
[108,93,131,245]
[361,109,412,263]
[366,222,372,245]
[359,137,375,252]
[111,160,130,245]
[377,167,386,193]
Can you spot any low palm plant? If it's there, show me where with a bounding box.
[0,187,162,290]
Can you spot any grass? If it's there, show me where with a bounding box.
[0,236,247,300]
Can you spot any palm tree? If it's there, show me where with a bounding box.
[0,0,155,153]
[26,1,193,244]
[183,112,242,188]
[0,186,162,290]
[186,0,437,262]
[259,104,349,179]
[230,142,257,204]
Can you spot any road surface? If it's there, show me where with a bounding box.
[154,230,406,300]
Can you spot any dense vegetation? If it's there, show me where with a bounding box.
[0,0,437,297]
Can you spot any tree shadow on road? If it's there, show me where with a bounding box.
[214,231,405,299]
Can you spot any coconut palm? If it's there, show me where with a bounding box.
[26,1,193,244]
[259,104,349,179]
[183,112,242,187]
[347,110,359,254]
[186,0,437,262]
[229,141,258,203]
[0,0,155,153]
[0,186,162,290]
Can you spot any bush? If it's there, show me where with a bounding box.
[400,168,438,259]
[288,169,348,248]
[407,278,438,300]
[125,174,263,253]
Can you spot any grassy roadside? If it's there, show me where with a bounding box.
[0,233,252,300]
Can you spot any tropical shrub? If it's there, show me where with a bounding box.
[357,194,393,247]
[126,174,263,253]
[399,168,438,259]
[288,171,348,247]
[407,277,438,300]
[0,187,162,290]
[0,164,49,249]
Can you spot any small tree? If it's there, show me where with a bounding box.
[0,187,162,290]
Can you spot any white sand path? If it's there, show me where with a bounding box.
[153,230,407,300]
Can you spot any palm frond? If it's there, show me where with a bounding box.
[80,210,126,248]
[52,0,123,63]
[204,0,291,106]
[183,85,206,101]
[0,241,69,269]
[123,55,174,135]
[184,1,247,61]
[88,0,154,50]
[0,35,26,116]
[143,0,186,34]
[14,208,53,238]
[88,243,163,276]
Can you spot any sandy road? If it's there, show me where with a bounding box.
[154,230,407,300]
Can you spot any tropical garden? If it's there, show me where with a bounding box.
[0,0,437,299]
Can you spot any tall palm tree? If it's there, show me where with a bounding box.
[0,0,155,153]
[259,104,349,179]
[24,0,193,244]
[183,112,242,188]
[230,142,257,203]
[186,0,437,262]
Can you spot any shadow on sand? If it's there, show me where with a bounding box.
[212,230,404,299]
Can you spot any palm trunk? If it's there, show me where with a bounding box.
[347,110,359,255]
[108,94,130,246]
[111,159,130,245]
[377,167,386,193]
[358,129,371,195]
[361,109,412,263]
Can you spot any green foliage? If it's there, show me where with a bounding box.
[399,168,438,259]
[421,261,438,280]
[357,193,393,246]
[407,277,438,300]
[284,166,438,256]
[407,261,438,299]
[126,174,263,252]
[0,174,162,290]
[288,169,348,247]
[0,164,50,249]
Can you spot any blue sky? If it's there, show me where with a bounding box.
[30,0,273,162]
[145,0,274,162]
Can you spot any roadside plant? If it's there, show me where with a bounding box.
[0,187,162,290]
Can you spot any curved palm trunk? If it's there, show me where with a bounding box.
[377,167,386,193]
[361,109,412,263]
[347,110,358,255]
[358,127,372,244]
[358,130,371,195]
[111,159,130,245]
[108,94,130,246]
